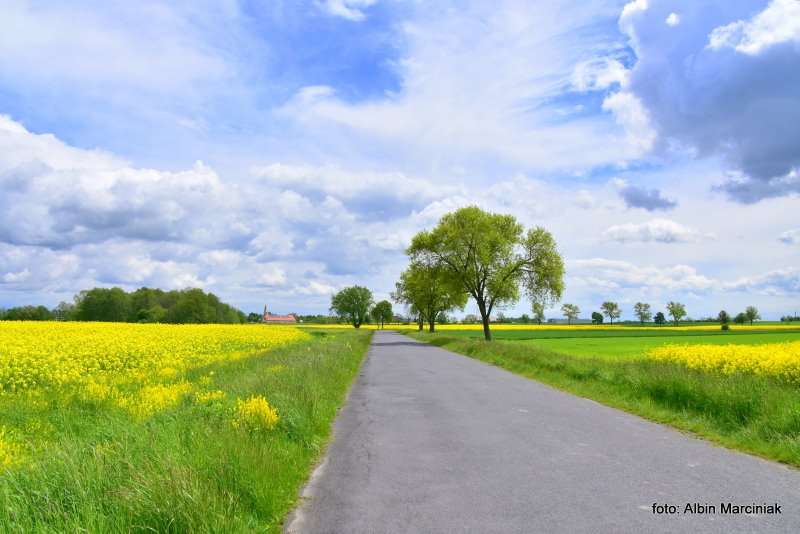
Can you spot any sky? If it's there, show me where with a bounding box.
[1,0,799,320]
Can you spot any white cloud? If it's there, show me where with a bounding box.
[2,269,30,283]
[603,0,800,202]
[725,268,800,296]
[572,58,628,91]
[569,258,716,292]
[708,0,800,55]
[252,163,453,203]
[0,2,233,93]
[665,13,680,27]
[601,91,656,154]
[603,219,704,243]
[282,0,641,172]
[778,229,800,245]
[256,266,288,288]
[319,0,377,21]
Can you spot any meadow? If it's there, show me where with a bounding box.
[407,326,800,466]
[0,321,371,532]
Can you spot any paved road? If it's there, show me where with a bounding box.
[286,331,800,534]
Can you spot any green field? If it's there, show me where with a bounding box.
[406,329,800,467]
[0,328,371,533]
[429,328,800,360]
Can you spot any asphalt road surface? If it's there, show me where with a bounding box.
[286,331,800,534]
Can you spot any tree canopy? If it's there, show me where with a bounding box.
[371,300,393,329]
[561,303,580,325]
[330,286,373,328]
[392,260,467,333]
[601,301,621,324]
[666,301,687,325]
[633,302,652,325]
[73,287,245,324]
[407,206,564,340]
[745,306,760,325]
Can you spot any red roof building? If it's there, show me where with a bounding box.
[262,305,297,324]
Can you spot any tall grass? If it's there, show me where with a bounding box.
[0,329,371,533]
[409,333,800,467]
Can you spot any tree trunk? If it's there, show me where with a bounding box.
[429,320,435,333]
[477,301,492,341]
[417,320,423,331]
[481,314,492,341]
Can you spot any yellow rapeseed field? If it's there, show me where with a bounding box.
[648,341,800,382]
[0,321,309,419]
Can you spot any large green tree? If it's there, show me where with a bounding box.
[601,301,621,325]
[666,301,687,325]
[561,303,580,325]
[633,302,652,325]
[407,206,564,341]
[745,305,760,325]
[330,286,373,328]
[371,300,393,329]
[75,288,132,322]
[392,261,467,333]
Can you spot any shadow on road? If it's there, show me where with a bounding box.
[371,341,422,347]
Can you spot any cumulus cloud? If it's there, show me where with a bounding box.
[0,117,237,249]
[603,219,703,243]
[252,163,456,219]
[318,0,377,21]
[665,13,680,26]
[596,0,800,202]
[707,0,800,55]
[569,258,716,292]
[0,116,394,304]
[615,182,677,211]
[601,91,656,154]
[725,268,800,296]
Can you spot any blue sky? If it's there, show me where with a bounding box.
[1,0,799,320]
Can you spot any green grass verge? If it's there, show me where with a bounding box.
[0,329,371,533]
[407,332,800,468]
[433,327,800,341]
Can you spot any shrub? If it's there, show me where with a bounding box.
[232,395,280,432]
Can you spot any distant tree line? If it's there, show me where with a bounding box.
[1,287,246,324]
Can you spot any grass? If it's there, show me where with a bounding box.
[426,328,800,360]
[406,331,800,468]
[0,328,371,533]
[525,332,800,360]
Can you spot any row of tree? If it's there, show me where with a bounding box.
[327,207,771,339]
[329,286,395,329]
[392,206,565,341]
[558,302,686,325]
[0,287,246,324]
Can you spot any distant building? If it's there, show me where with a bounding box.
[547,318,593,324]
[262,305,298,324]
